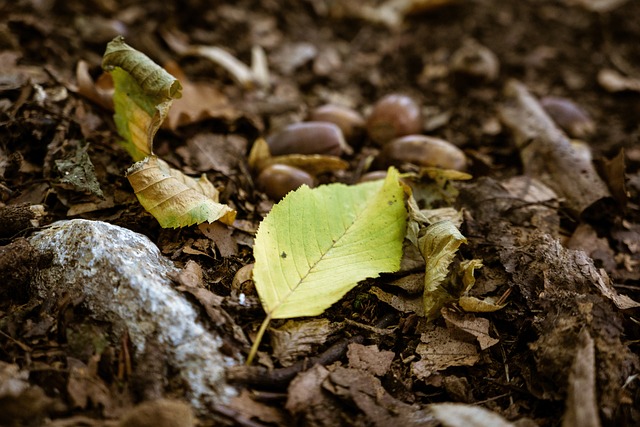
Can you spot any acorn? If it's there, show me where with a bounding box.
[378,135,467,171]
[540,96,595,139]
[266,122,351,156]
[309,104,365,143]
[366,94,422,145]
[257,164,315,200]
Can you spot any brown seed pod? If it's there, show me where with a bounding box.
[266,122,351,157]
[366,94,422,145]
[308,104,365,143]
[378,135,467,171]
[257,164,315,200]
[540,96,595,138]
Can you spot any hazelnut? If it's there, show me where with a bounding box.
[540,96,595,138]
[309,104,365,143]
[266,122,351,156]
[378,135,467,171]
[366,94,422,144]
[257,164,315,200]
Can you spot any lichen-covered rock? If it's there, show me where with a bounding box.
[28,219,238,410]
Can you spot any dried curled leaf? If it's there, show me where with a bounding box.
[103,36,182,161]
[127,156,235,228]
[420,220,467,320]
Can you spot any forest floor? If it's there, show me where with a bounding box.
[1,0,640,426]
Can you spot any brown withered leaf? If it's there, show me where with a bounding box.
[270,319,339,367]
[411,325,479,380]
[75,60,114,111]
[347,343,395,377]
[228,389,289,426]
[441,308,499,350]
[163,61,245,131]
[177,133,247,176]
[199,222,238,258]
[370,286,425,316]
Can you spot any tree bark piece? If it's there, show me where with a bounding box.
[499,80,611,216]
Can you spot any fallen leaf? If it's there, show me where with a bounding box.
[370,286,425,315]
[347,343,395,376]
[270,319,338,367]
[253,167,406,319]
[412,326,479,380]
[248,167,407,362]
[163,61,244,130]
[102,36,181,161]
[126,156,236,228]
[441,308,499,350]
[420,220,467,319]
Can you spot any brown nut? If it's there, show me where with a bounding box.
[540,96,595,138]
[266,122,350,156]
[366,94,422,145]
[378,135,467,171]
[257,164,315,200]
[309,104,365,143]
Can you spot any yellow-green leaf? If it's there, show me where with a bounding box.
[102,36,182,160]
[420,220,467,320]
[254,167,407,320]
[127,156,236,228]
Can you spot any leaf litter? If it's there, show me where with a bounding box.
[2,1,640,426]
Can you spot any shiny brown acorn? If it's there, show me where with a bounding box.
[256,164,315,200]
[366,94,422,145]
[377,135,467,171]
[308,104,365,143]
[266,122,351,156]
[540,96,595,138]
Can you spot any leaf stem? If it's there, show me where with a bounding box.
[246,313,272,365]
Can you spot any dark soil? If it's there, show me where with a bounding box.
[1,0,639,426]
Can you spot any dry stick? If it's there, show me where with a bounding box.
[498,80,611,216]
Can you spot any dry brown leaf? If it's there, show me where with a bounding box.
[411,326,479,380]
[370,286,425,315]
[562,329,600,427]
[162,61,244,130]
[441,308,499,350]
[347,343,395,377]
[269,319,339,367]
[75,60,114,111]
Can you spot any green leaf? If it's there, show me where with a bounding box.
[102,36,182,161]
[420,220,467,320]
[247,167,406,363]
[253,167,407,319]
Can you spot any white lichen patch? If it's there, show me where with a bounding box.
[29,219,238,409]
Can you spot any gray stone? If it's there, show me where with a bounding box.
[29,219,238,410]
